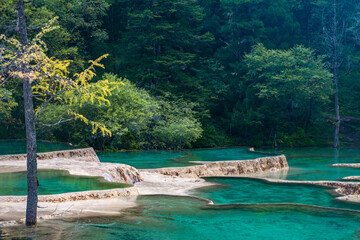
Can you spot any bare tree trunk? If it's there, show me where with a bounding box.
[333,72,340,148]
[302,0,312,47]
[17,0,38,226]
[304,98,313,133]
[332,0,340,148]
[23,79,38,226]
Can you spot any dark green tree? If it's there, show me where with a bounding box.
[240,44,333,146]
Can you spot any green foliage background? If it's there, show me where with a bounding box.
[1,0,360,149]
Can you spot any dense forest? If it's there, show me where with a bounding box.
[1,0,360,150]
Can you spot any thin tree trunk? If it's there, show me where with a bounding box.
[17,0,38,226]
[334,74,340,148]
[23,79,38,226]
[303,0,311,47]
[304,98,313,133]
[332,0,340,148]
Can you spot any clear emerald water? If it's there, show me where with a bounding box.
[4,195,360,240]
[98,148,269,169]
[0,170,130,196]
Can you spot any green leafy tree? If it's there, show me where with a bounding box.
[240,44,333,146]
[0,88,17,120]
[153,118,202,150]
[37,74,203,151]
[38,73,160,150]
[153,100,203,150]
[0,0,110,70]
[104,0,214,100]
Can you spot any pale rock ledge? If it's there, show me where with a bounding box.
[0,148,142,184]
[142,155,289,178]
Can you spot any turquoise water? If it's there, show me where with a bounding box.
[98,146,360,181]
[0,141,268,169]
[0,170,130,196]
[4,195,360,240]
[98,147,268,169]
[0,140,74,155]
[263,147,360,158]
[285,156,360,181]
[257,148,360,181]
[97,151,186,169]
[194,177,360,210]
[179,148,268,162]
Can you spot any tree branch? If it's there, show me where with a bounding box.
[0,75,11,88]
[27,23,48,31]
[36,118,73,127]
[34,76,72,120]
[0,89,12,101]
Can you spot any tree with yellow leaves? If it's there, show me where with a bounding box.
[0,0,120,226]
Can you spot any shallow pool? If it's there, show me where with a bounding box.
[98,147,269,169]
[97,151,186,169]
[256,148,360,181]
[194,177,360,210]
[0,170,130,196]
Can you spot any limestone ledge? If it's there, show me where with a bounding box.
[143,155,289,178]
[0,187,139,203]
[0,159,142,184]
[342,176,360,180]
[136,171,217,196]
[0,148,142,184]
[332,163,360,168]
[0,148,99,162]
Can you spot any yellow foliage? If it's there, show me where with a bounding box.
[0,17,121,137]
